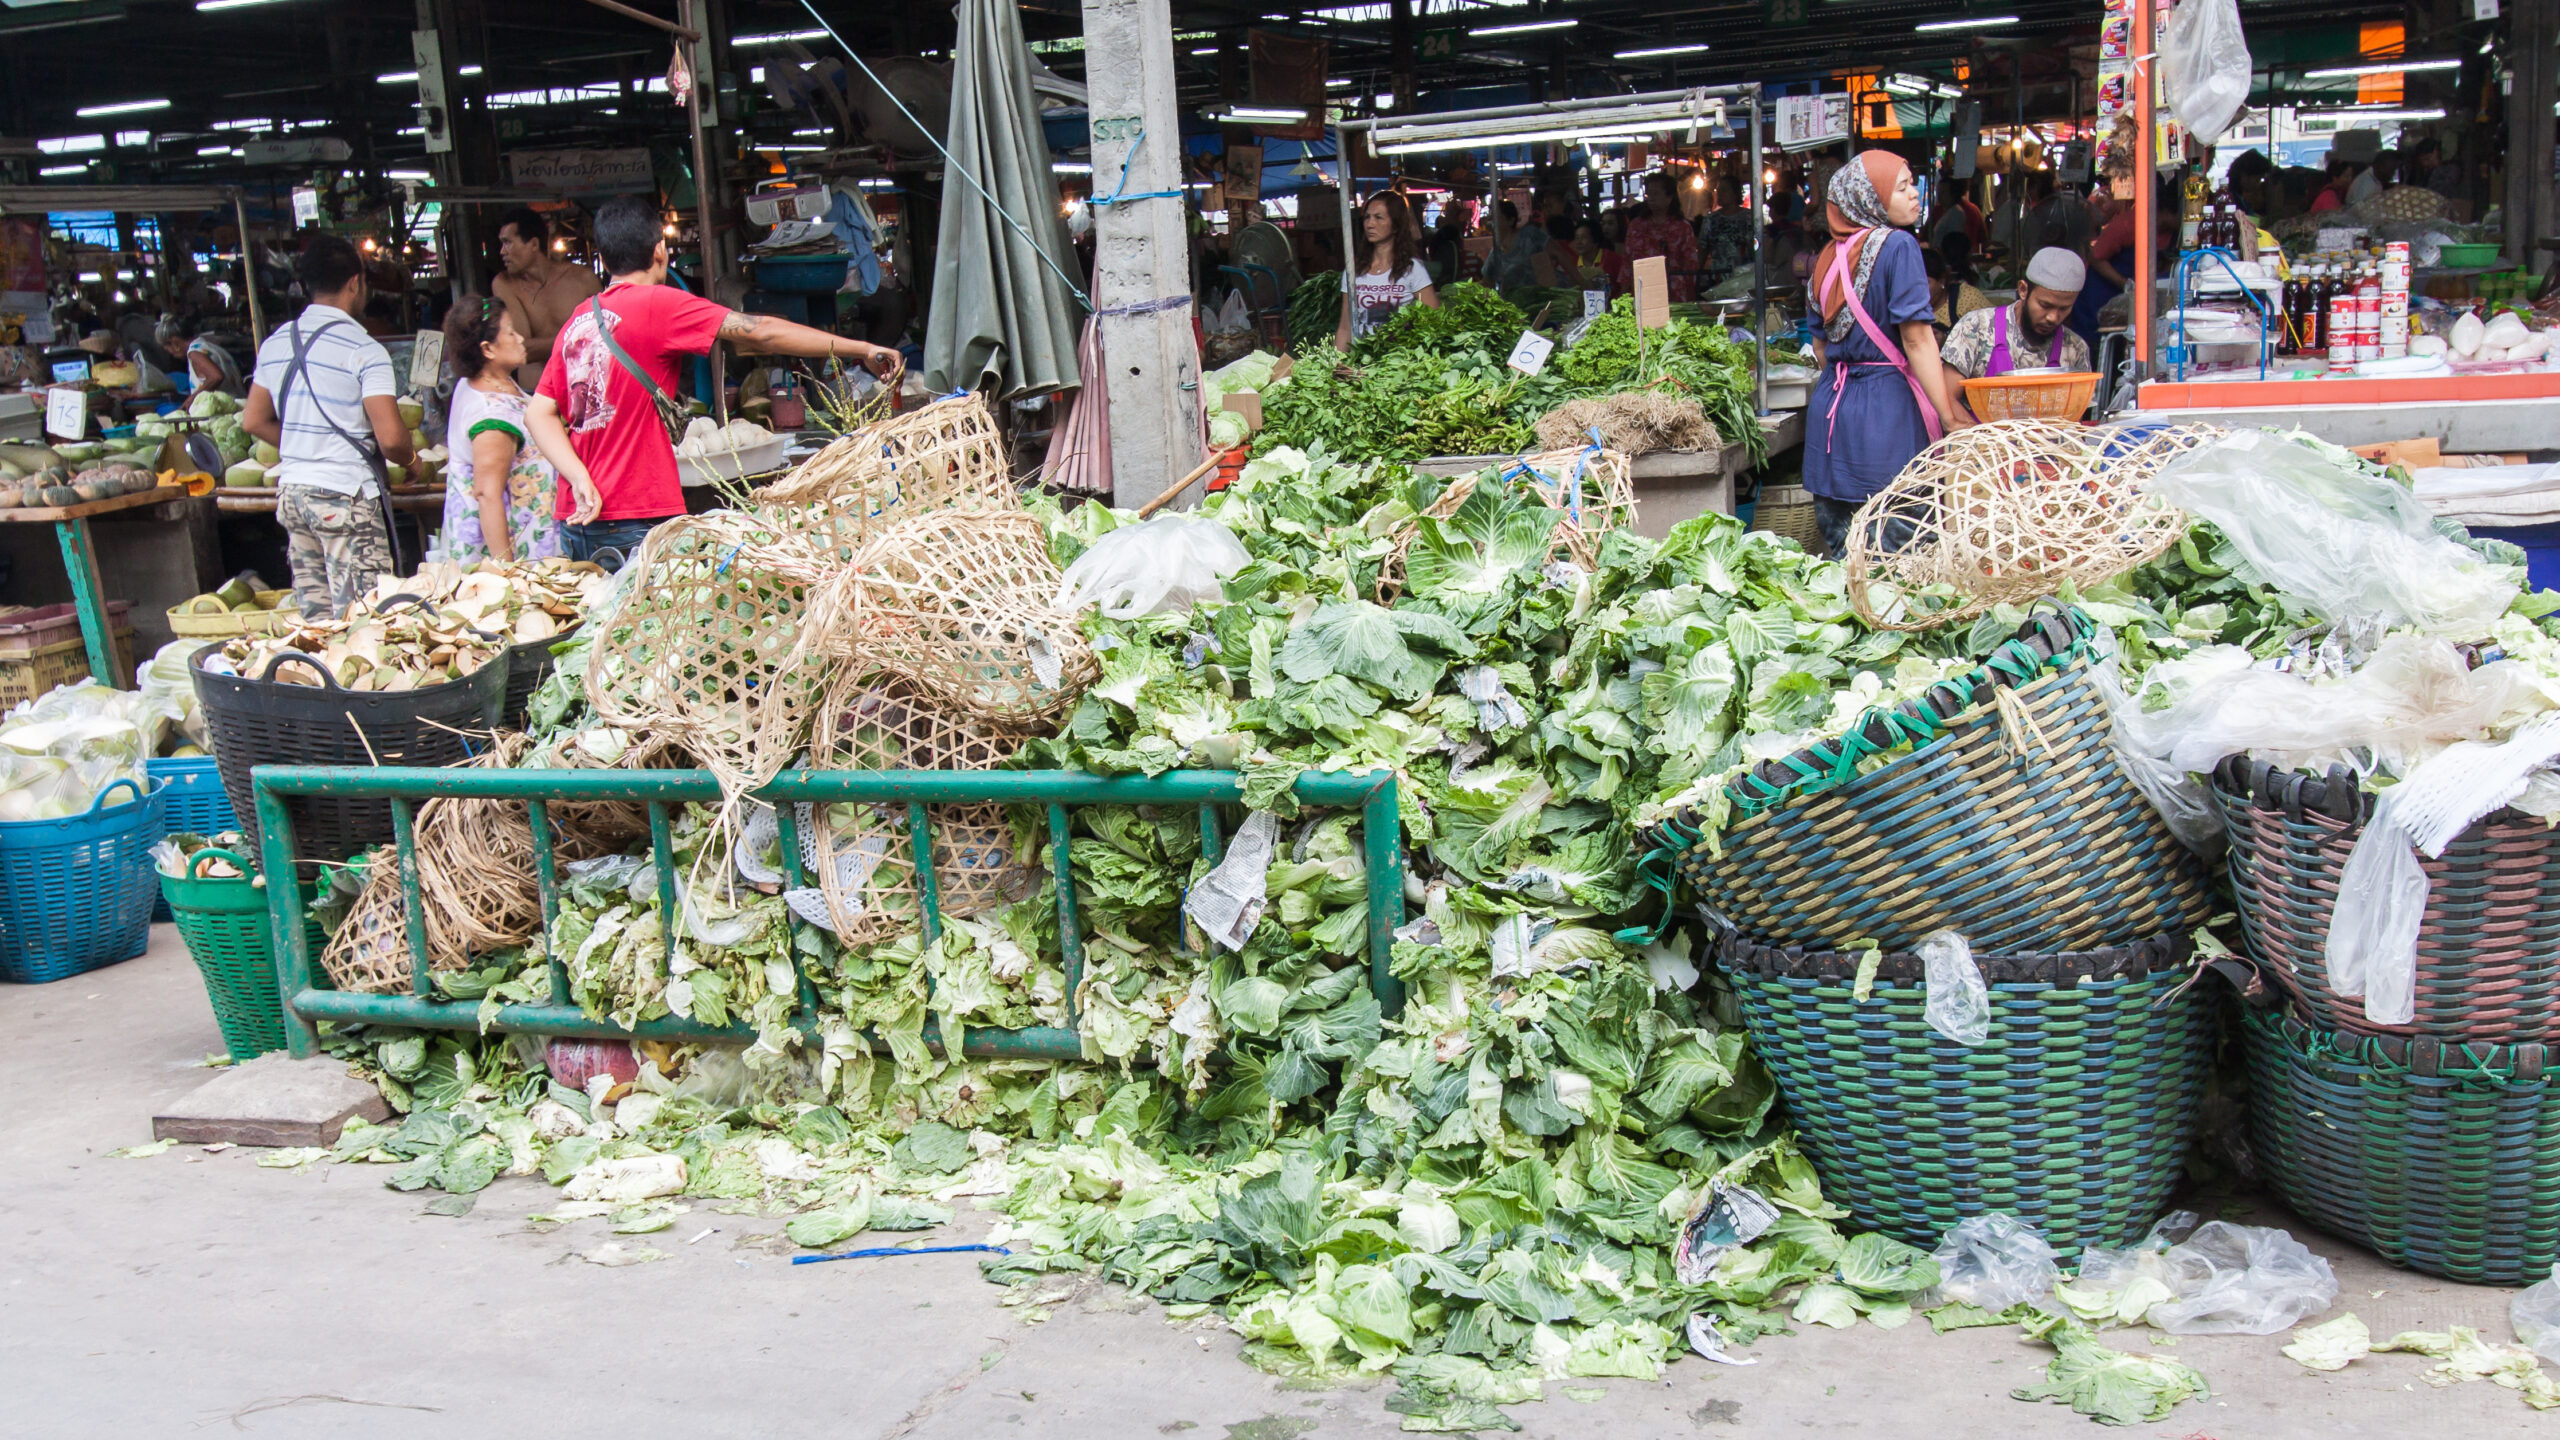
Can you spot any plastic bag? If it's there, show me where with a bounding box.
[1929,1212,2061,1311]
[2513,1265,2560,1365]
[2147,430,2519,635]
[2092,652,2226,858]
[2327,714,2560,1027]
[1052,514,1250,619]
[1918,929,1990,1046]
[2159,0,2251,144]
[2145,1221,2338,1335]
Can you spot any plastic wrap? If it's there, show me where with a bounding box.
[2146,429,2519,634]
[1929,1213,2061,1311]
[1917,929,1990,1046]
[2513,1265,2560,1365]
[2093,652,2227,856]
[1052,514,1251,620]
[2143,1221,2338,1335]
[2159,0,2252,144]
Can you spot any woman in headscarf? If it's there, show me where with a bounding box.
[1802,150,1972,555]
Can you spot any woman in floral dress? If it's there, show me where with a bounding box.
[439,297,563,563]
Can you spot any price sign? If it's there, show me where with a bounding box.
[1631,256,1671,330]
[409,330,445,393]
[1506,330,1555,376]
[43,385,87,441]
[1583,289,1609,320]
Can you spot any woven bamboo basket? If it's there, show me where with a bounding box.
[1641,608,2216,953]
[1722,930,2211,1255]
[2213,756,2560,1044]
[2245,1005,2560,1285]
[1748,482,1825,555]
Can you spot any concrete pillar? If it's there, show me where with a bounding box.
[2506,0,2557,278]
[1081,0,1201,510]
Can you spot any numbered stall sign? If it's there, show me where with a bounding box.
[44,385,87,441]
[1506,330,1555,376]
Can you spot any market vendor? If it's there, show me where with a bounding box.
[1802,150,1973,556]
[1940,247,2094,382]
[1334,190,1439,349]
[524,195,904,568]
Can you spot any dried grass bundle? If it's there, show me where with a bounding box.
[1531,391,1719,456]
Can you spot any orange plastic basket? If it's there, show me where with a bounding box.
[1961,372,2099,423]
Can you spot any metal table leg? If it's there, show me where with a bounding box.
[53,515,124,690]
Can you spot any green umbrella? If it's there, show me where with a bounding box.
[923,0,1086,398]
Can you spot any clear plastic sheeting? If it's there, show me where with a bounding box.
[2513,1266,2560,1366]
[2159,0,2251,144]
[1052,514,1251,620]
[2092,652,2225,856]
[1917,929,1990,1046]
[2146,429,2520,636]
[2067,1214,2338,1336]
[1928,1212,2061,1311]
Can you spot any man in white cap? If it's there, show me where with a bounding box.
[1940,246,2093,383]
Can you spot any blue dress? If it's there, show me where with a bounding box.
[1802,229,1935,504]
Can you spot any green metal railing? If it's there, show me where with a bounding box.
[254,766,1406,1061]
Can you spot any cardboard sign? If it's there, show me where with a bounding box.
[43,385,86,441]
[1583,289,1609,320]
[1506,330,1555,376]
[409,330,445,392]
[1631,256,1671,330]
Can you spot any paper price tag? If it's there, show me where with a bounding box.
[408,330,446,393]
[1506,329,1555,376]
[1583,289,1608,320]
[2472,0,2497,17]
[44,385,87,441]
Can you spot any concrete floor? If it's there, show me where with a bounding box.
[5,930,2552,1438]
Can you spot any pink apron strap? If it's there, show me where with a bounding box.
[1820,237,1946,445]
[1989,303,2014,376]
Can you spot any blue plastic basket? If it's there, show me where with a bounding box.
[0,776,166,984]
[146,755,240,922]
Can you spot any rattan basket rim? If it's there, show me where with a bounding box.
[2250,1002,2555,1080]
[1719,928,2192,986]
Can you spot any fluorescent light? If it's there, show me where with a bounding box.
[1915,13,2017,30]
[1326,76,1355,87]
[212,118,274,131]
[378,70,418,84]
[114,130,151,146]
[1615,43,1707,59]
[196,0,304,9]
[38,135,107,154]
[1190,46,1218,55]
[1471,18,1575,35]
[769,144,827,152]
[1053,161,1094,173]
[387,169,431,179]
[41,165,88,177]
[198,143,237,156]
[1376,124,1669,156]
[734,28,827,46]
[76,98,168,117]
[1220,105,1309,122]
[2303,57,2460,79]
[2299,106,2446,121]
[397,126,424,136]
[459,64,482,76]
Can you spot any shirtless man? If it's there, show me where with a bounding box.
[488,206,601,391]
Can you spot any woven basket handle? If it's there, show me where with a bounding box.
[259,651,343,689]
[84,775,144,815]
[187,846,252,882]
[176,595,232,617]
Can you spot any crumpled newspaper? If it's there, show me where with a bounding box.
[1182,810,1280,952]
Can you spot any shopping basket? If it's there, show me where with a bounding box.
[160,847,288,1059]
[0,776,165,983]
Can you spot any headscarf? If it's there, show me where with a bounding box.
[1812,150,1911,341]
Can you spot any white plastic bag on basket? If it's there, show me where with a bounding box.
[1053,514,1249,620]
[2146,430,2518,636]
[2159,0,2251,144]
[1918,929,1990,1047]
[2328,715,2560,1027]
[1929,1213,2061,1311]
[2513,1265,2560,1365]
[2092,650,2226,858]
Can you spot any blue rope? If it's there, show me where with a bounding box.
[791,1243,1013,1266]
[1088,122,1186,208]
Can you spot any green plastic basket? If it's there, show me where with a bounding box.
[2244,1006,2560,1285]
[1640,609,2216,953]
[1721,930,2213,1254]
[160,848,286,1060]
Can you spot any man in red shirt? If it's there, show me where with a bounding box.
[525,194,903,565]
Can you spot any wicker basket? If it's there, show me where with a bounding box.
[1722,930,2212,1254]
[2213,757,2560,1045]
[191,645,506,865]
[499,624,578,730]
[1642,609,2216,953]
[167,591,296,639]
[1748,482,1826,555]
[0,776,164,984]
[2244,1005,2560,1285]
[159,847,288,1059]
[1960,372,2099,423]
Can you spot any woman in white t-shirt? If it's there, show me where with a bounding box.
[1335,190,1439,349]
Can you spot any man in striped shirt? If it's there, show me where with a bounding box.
[242,236,418,618]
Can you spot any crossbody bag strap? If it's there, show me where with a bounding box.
[275,316,407,572]
[584,293,690,447]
